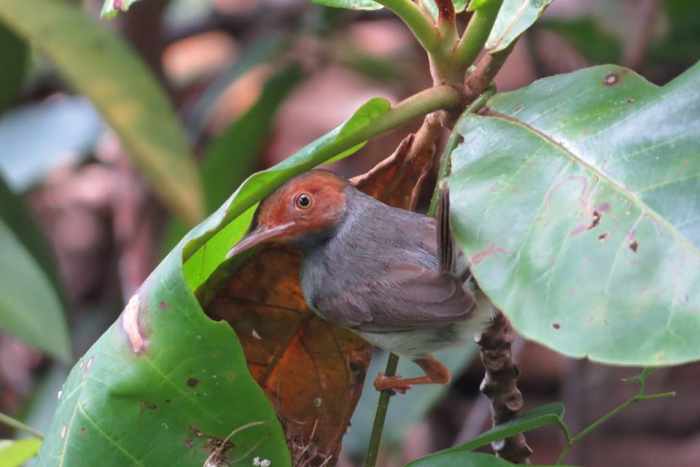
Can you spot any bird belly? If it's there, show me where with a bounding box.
[356,294,495,358]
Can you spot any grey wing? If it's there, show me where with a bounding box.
[314,263,475,332]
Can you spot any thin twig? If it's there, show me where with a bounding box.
[363,353,400,467]
[0,411,44,439]
[556,369,675,464]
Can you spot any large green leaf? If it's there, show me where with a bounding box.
[0,23,27,112]
[0,438,42,467]
[407,403,564,466]
[0,0,205,226]
[449,63,700,365]
[0,176,70,362]
[409,452,526,467]
[485,0,552,52]
[39,96,391,466]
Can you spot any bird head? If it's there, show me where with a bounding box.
[228,170,349,257]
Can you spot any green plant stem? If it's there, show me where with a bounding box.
[0,411,44,439]
[464,41,514,100]
[427,86,495,215]
[555,382,675,463]
[374,0,439,53]
[373,85,462,135]
[454,0,503,69]
[364,353,400,467]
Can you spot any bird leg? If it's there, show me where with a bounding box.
[373,355,451,394]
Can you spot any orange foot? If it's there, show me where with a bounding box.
[373,373,412,394]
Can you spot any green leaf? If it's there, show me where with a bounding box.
[37,253,290,465]
[467,0,498,12]
[312,0,383,11]
[407,404,564,466]
[449,63,700,366]
[39,96,392,466]
[164,65,303,252]
[539,17,622,64]
[0,0,205,226]
[0,176,70,362]
[0,23,27,112]
[0,438,42,467]
[486,0,552,52]
[184,97,391,291]
[409,452,523,467]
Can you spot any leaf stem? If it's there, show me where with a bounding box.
[371,85,462,136]
[427,86,495,215]
[453,0,503,69]
[374,0,439,54]
[0,412,44,439]
[556,370,675,463]
[464,41,514,100]
[364,352,400,467]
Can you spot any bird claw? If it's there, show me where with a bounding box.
[373,373,412,394]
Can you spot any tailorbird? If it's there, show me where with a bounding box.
[228,170,493,393]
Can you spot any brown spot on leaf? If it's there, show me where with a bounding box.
[604,73,619,85]
[186,377,200,388]
[469,243,509,266]
[552,323,561,330]
[204,436,235,467]
[627,97,635,103]
[630,240,639,253]
[159,301,169,310]
[598,233,608,241]
[588,210,602,230]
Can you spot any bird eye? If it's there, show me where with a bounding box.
[294,192,313,210]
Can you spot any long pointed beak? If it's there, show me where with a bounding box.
[227,222,295,258]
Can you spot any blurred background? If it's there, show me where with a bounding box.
[0,0,699,465]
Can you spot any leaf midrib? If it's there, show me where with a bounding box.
[483,109,700,259]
